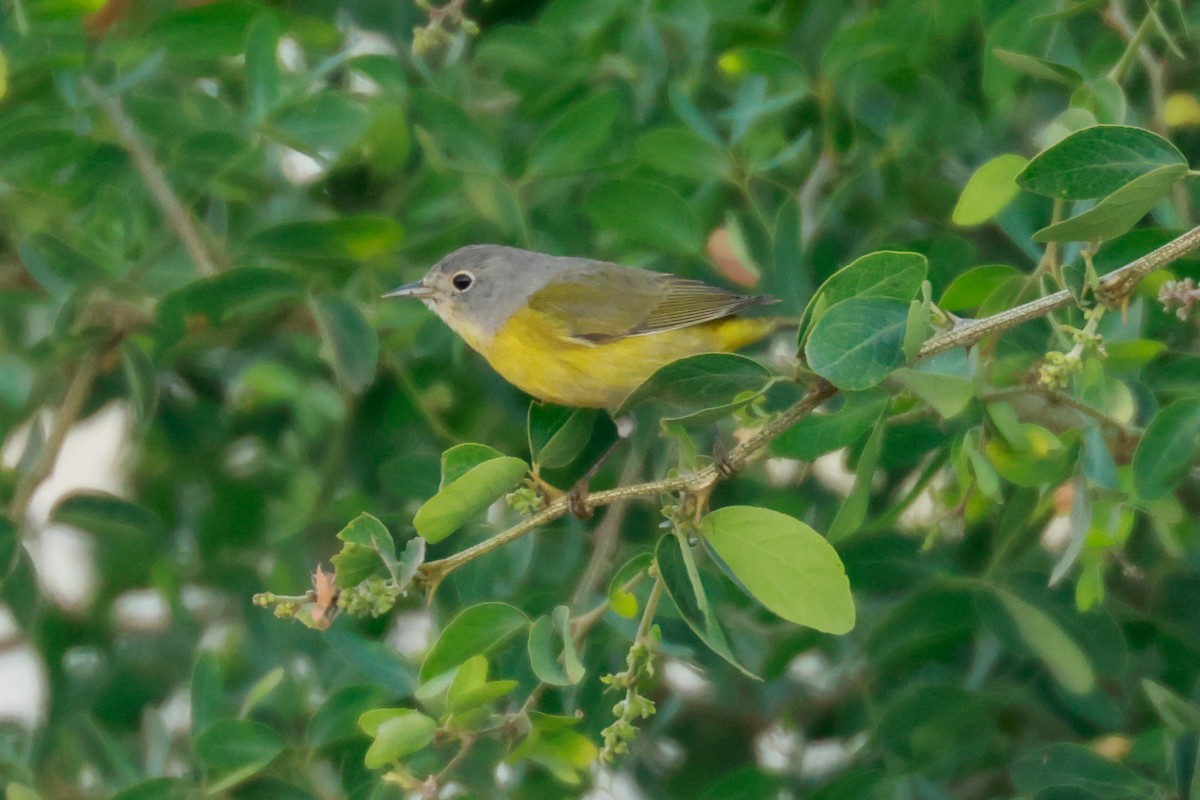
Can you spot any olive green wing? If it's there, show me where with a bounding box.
[528,263,775,344]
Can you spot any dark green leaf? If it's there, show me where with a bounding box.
[271,92,371,155]
[772,390,886,460]
[440,443,507,489]
[615,353,772,416]
[148,1,259,60]
[1133,398,1200,501]
[18,234,108,301]
[51,491,163,538]
[635,127,729,181]
[312,293,378,394]
[194,718,285,791]
[994,589,1096,694]
[527,91,620,176]
[308,686,391,747]
[528,404,597,470]
[1018,125,1187,200]
[1012,742,1155,798]
[654,534,757,678]
[244,15,281,124]
[1032,164,1185,243]
[585,179,701,254]
[805,297,909,390]
[827,420,884,542]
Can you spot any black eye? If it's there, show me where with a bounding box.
[451,271,474,291]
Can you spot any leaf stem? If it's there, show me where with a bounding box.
[83,78,220,277]
[8,352,101,526]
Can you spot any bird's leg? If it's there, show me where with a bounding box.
[566,415,636,519]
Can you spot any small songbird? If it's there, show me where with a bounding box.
[385,245,780,411]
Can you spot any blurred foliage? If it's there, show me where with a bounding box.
[3,0,1200,798]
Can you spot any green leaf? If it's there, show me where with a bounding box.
[357,709,437,769]
[243,14,280,123]
[771,390,886,460]
[808,251,928,318]
[271,92,371,155]
[1012,742,1155,798]
[148,1,259,60]
[6,785,41,800]
[330,513,395,589]
[194,718,285,792]
[312,293,378,394]
[18,234,108,301]
[991,50,1082,86]
[952,154,1029,226]
[939,265,1022,312]
[238,667,284,719]
[805,297,909,390]
[156,267,301,337]
[527,606,586,686]
[1132,398,1200,501]
[528,404,597,470]
[527,91,620,176]
[249,217,403,262]
[420,602,530,681]
[1032,164,1186,243]
[585,179,701,254]
[413,456,528,543]
[51,491,163,538]
[1142,678,1200,733]
[893,362,976,419]
[993,589,1096,695]
[111,779,191,800]
[190,654,222,739]
[654,534,758,678]
[1018,125,1187,200]
[440,443,507,489]
[615,353,772,416]
[634,127,730,181]
[411,89,503,174]
[700,506,854,634]
[121,342,158,422]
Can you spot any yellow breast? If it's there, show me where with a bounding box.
[477,307,776,410]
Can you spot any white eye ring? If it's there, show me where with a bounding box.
[451,271,474,292]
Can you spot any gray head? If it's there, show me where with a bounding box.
[384,245,568,347]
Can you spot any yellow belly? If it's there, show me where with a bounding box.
[479,307,777,410]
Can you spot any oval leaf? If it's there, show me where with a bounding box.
[312,293,378,394]
[420,602,530,681]
[527,91,620,176]
[1018,124,1186,200]
[1031,164,1186,243]
[804,297,909,390]
[994,589,1096,695]
[413,456,528,544]
[635,127,730,181]
[358,709,437,768]
[585,179,701,254]
[615,353,771,417]
[1133,397,1200,501]
[952,154,1028,227]
[701,506,854,634]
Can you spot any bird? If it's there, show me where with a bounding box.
[384,244,780,412]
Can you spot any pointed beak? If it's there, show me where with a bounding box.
[382,280,436,299]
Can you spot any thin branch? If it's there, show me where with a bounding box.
[919,223,1200,361]
[8,352,100,526]
[418,222,1200,585]
[83,78,220,277]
